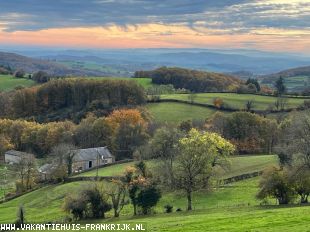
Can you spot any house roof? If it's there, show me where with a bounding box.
[5,150,34,159]
[73,147,113,162]
[38,163,54,173]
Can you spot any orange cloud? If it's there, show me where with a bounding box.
[0,24,309,53]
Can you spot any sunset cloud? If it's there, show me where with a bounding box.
[0,0,309,53]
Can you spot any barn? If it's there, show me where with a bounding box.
[72,147,114,172]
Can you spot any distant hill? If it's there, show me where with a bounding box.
[0,52,109,76]
[261,65,310,80]
[134,67,242,92]
[11,48,310,76]
[261,65,310,92]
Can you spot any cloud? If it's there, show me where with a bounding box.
[0,0,258,31]
[0,0,309,53]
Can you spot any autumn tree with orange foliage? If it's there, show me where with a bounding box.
[107,109,149,160]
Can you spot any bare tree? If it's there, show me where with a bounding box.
[50,143,77,175]
[188,93,197,104]
[106,180,128,217]
[15,155,37,191]
[245,100,254,112]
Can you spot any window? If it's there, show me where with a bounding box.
[88,161,92,168]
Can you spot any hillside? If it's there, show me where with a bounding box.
[0,75,36,91]
[261,66,310,92]
[0,155,278,224]
[160,93,306,111]
[262,66,310,79]
[0,52,108,76]
[19,48,310,75]
[135,67,242,92]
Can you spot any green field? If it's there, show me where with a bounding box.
[160,93,306,111]
[1,178,309,231]
[0,75,35,91]
[146,102,217,123]
[1,155,308,231]
[0,178,263,224]
[264,75,310,92]
[70,77,153,89]
[78,155,278,179]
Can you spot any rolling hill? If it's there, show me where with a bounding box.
[0,52,109,76]
[261,66,310,92]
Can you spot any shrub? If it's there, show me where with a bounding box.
[164,204,173,213]
[257,166,295,205]
[213,98,224,109]
[137,185,161,215]
[63,196,87,221]
[14,69,25,78]
[81,188,112,219]
[15,205,26,227]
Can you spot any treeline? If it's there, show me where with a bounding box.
[0,109,149,160]
[0,79,146,122]
[207,112,278,154]
[134,67,242,92]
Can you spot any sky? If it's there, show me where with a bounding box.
[0,0,309,54]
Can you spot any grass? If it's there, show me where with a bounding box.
[146,102,217,123]
[77,155,278,179]
[264,75,310,92]
[0,75,35,91]
[0,177,260,224]
[160,93,306,111]
[68,77,153,89]
[77,162,136,177]
[219,155,278,179]
[0,156,308,231]
[1,178,309,232]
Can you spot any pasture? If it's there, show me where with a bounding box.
[146,102,216,123]
[77,155,278,179]
[0,75,35,91]
[160,93,306,111]
[1,154,307,232]
[1,177,309,232]
[73,77,153,89]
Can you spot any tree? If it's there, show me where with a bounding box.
[288,166,310,203]
[14,69,25,78]
[278,111,310,168]
[64,185,112,220]
[257,166,294,205]
[137,184,161,215]
[246,78,261,92]
[188,93,197,104]
[145,127,182,187]
[50,143,77,175]
[63,196,87,221]
[174,129,235,210]
[213,98,224,109]
[32,71,50,83]
[274,77,286,96]
[81,187,111,219]
[274,97,289,111]
[178,120,192,133]
[15,154,37,192]
[0,134,13,158]
[106,179,127,217]
[245,100,254,112]
[16,205,26,226]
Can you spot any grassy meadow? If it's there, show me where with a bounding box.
[1,177,309,231]
[146,102,217,123]
[0,75,35,91]
[160,93,307,111]
[77,155,278,179]
[1,154,308,232]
